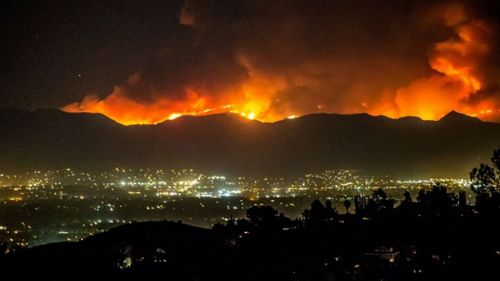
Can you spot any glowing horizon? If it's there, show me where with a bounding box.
[59,106,499,126]
[62,3,500,126]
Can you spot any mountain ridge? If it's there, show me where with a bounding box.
[1,108,499,178]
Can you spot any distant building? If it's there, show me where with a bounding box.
[363,246,399,263]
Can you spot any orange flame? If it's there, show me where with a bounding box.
[62,68,287,125]
[369,12,495,121]
[63,5,499,124]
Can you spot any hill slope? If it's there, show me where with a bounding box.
[1,109,499,178]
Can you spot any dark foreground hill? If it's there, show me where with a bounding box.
[1,108,499,177]
[0,221,218,280]
[2,189,500,281]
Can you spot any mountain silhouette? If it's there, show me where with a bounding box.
[439,110,482,123]
[1,108,499,178]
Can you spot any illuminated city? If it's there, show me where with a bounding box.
[0,168,472,247]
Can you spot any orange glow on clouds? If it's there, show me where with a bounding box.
[369,12,495,121]
[62,68,287,125]
[63,5,499,125]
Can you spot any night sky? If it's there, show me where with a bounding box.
[2,0,500,125]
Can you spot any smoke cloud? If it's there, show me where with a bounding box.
[63,0,500,124]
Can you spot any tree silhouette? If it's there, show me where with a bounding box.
[429,184,453,214]
[309,199,325,221]
[470,149,500,212]
[369,188,395,212]
[403,190,412,203]
[458,190,467,208]
[492,148,500,171]
[417,189,427,203]
[470,163,497,196]
[343,199,351,214]
[325,200,338,219]
[400,190,413,212]
[246,206,278,225]
[401,190,413,206]
[372,188,388,201]
[413,184,455,215]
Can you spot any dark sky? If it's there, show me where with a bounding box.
[0,0,188,106]
[1,0,500,123]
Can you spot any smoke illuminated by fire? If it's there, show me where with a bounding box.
[62,71,285,125]
[63,55,289,125]
[62,3,500,125]
[369,7,496,121]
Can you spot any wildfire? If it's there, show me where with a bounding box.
[62,88,275,125]
[62,4,499,125]
[168,113,183,120]
[62,54,290,125]
[369,8,496,121]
